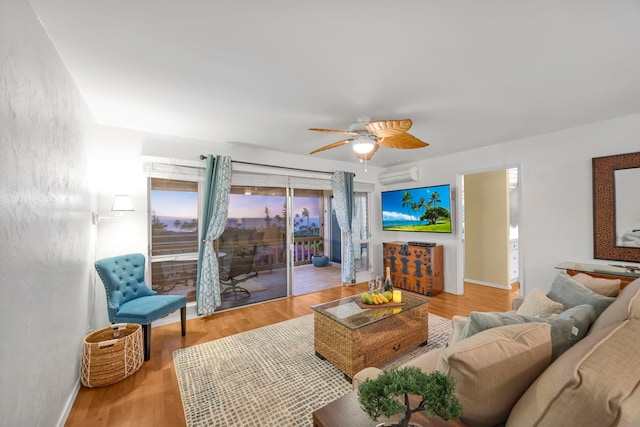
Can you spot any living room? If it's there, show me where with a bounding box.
[3,1,640,426]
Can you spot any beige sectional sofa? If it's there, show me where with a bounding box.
[353,273,640,427]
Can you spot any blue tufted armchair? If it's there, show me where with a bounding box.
[95,253,187,361]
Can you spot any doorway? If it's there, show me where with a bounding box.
[460,167,520,292]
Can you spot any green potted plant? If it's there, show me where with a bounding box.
[358,367,462,427]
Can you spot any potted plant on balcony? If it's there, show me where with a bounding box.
[358,367,462,427]
[311,241,329,267]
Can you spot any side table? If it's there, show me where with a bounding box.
[555,261,640,289]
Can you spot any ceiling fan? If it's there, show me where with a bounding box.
[308,116,429,160]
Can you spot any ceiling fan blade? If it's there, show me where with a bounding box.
[365,119,413,137]
[309,138,353,154]
[354,144,380,161]
[376,132,429,149]
[309,127,359,136]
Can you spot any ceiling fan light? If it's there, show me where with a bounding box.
[352,138,375,154]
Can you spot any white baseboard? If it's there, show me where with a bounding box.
[57,381,80,427]
[465,278,512,290]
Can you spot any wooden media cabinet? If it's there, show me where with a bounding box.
[383,241,444,296]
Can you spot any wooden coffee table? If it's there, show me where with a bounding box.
[311,292,429,380]
[312,390,466,427]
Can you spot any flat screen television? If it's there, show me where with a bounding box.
[381,184,452,233]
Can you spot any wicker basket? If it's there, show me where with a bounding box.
[81,323,144,387]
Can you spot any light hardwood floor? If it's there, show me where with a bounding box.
[66,282,518,427]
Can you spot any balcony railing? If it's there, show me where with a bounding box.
[293,237,323,265]
[150,235,326,302]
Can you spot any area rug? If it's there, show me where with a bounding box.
[173,313,452,427]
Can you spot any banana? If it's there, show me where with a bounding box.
[365,291,392,305]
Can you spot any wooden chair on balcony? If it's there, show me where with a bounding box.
[219,245,258,300]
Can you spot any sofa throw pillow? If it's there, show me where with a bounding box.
[589,278,640,336]
[447,315,468,347]
[547,272,616,317]
[511,295,524,311]
[516,287,564,317]
[572,272,621,297]
[558,304,596,348]
[461,311,574,359]
[506,319,640,427]
[438,323,552,427]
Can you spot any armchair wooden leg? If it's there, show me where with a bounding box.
[180,306,186,336]
[143,323,151,361]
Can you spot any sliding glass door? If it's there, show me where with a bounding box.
[147,164,372,310]
[291,189,323,266]
[217,186,289,309]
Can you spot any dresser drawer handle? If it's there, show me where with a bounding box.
[392,343,402,352]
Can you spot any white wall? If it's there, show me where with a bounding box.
[0,1,96,426]
[379,113,640,296]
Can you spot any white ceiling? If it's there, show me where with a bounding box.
[30,0,640,167]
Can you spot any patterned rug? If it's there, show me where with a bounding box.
[173,313,452,427]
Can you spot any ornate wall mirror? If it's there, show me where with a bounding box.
[593,151,640,263]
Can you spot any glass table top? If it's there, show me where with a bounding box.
[555,261,640,279]
[311,292,428,330]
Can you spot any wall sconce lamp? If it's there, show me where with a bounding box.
[92,195,134,225]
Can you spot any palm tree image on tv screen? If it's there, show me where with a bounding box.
[382,184,452,233]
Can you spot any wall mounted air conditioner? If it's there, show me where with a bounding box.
[378,166,419,185]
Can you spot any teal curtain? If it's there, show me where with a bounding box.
[332,171,356,283]
[196,155,232,315]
